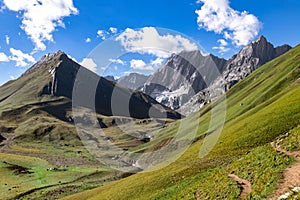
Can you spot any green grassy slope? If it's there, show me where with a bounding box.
[64,45,300,200]
[0,56,61,114]
[0,52,184,199]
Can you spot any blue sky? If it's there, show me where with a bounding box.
[0,0,299,85]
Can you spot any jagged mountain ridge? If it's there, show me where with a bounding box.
[0,51,182,120]
[136,36,291,112]
[141,51,227,109]
[218,36,292,91]
[102,36,291,115]
[180,36,292,115]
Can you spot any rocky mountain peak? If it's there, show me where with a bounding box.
[37,52,82,98]
[180,36,292,115]
[23,50,67,76]
[141,50,226,109]
[226,36,291,75]
[275,44,292,57]
[235,35,275,65]
[254,35,267,44]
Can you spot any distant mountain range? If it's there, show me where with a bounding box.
[114,36,291,115]
[0,51,181,120]
[1,35,289,120]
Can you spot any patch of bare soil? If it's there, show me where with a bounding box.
[228,174,252,199]
[269,142,300,199]
[5,162,33,175]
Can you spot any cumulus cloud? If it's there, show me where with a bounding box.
[218,39,228,47]
[195,0,261,47]
[3,0,78,51]
[9,48,36,67]
[151,57,164,67]
[109,58,126,65]
[116,27,198,58]
[213,39,230,54]
[85,38,91,43]
[0,52,9,62]
[97,30,108,40]
[97,28,118,40]
[80,58,97,73]
[109,27,118,34]
[130,59,153,71]
[5,35,10,45]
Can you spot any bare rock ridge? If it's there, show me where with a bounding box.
[141,51,227,109]
[207,35,292,93]
[121,36,290,113]
[17,51,182,120]
[176,36,292,115]
[16,35,291,119]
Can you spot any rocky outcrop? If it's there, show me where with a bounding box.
[217,36,291,91]
[180,36,292,115]
[142,51,226,109]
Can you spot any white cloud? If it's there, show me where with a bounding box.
[195,0,261,46]
[213,39,230,54]
[10,75,15,80]
[151,57,164,67]
[218,39,228,47]
[5,35,10,45]
[109,27,118,34]
[3,0,78,51]
[116,27,198,58]
[109,58,126,65]
[85,37,91,43]
[0,52,9,62]
[130,59,153,71]
[9,48,36,67]
[80,58,97,73]
[97,30,108,40]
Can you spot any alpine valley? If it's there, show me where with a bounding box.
[1,36,300,200]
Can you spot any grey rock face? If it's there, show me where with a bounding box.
[142,51,226,109]
[118,73,149,90]
[180,36,292,115]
